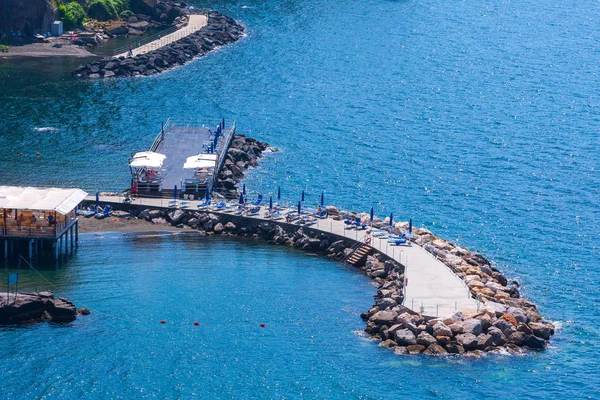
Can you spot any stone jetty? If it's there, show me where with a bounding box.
[80,200,555,356]
[72,10,244,79]
[215,134,271,198]
[0,291,86,324]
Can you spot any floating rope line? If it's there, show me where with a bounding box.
[19,255,59,290]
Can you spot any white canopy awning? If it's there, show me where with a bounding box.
[129,151,166,168]
[0,186,88,215]
[183,154,217,170]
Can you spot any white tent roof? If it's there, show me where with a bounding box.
[129,151,166,168]
[183,154,217,170]
[0,186,88,215]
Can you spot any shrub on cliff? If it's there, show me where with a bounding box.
[87,0,130,21]
[59,2,87,29]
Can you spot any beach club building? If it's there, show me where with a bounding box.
[0,186,87,260]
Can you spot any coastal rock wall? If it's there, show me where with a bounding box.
[72,10,244,78]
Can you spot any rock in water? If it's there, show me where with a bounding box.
[394,329,417,346]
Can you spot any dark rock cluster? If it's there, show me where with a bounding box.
[0,291,87,324]
[72,10,244,78]
[216,134,270,198]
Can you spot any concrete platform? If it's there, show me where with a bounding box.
[115,14,207,58]
[86,194,478,317]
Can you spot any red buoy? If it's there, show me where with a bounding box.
[160,319,166,324]
[260,323,265,327]
[194,321,199,326]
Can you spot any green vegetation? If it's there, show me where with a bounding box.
[0,44,9,53]
[120,10,134,18]
[87,0,131,21]
[58,2,87,29]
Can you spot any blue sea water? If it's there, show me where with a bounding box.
[0,0,599,398]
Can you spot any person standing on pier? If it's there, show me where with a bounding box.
[127,44,133,58]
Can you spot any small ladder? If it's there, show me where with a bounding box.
[344,243,372,267]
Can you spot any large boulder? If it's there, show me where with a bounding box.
[131,0,159,15]
[462,319,482,336]
[528,322,554,340]
[456,333,478,350]
[445,343,465,354]
[432,321,453,338]
[213,223,224,234]
[487,327,507,346]
[423,344,448,355]
[406,344,425,354]
[477,333,494,350]
[525,334,546,349]
[394,329,417,346]
[508,331,527,346]
[370,311,397,325]
[416,332,437,347]
[168,209,186,225]
[506,307,528,324]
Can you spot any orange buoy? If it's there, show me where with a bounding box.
[260,323,265,327]
[194,321,199,326]
[160,319,166,324]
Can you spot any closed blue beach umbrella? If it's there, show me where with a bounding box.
[389,212,393,228]
[269,196,273,210]
[242,184,246,196]
[205,189,210,201]
[222,118,225,130]
[301,190,305,202]
[277,186,281,201]
[95,192,99,209]
[320,192,324,207]
[239,192,244,204]
[173,185,178,200]
[297,201,301,215]
[408,218,413,234]
[370,207,374,223]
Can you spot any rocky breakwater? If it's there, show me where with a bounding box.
[216,134,270,198]
[72,10,244,78]
[0,291,88,324]
[358,221,556,356]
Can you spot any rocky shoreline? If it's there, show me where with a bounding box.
[72,10,244,79]
[215,134,270,198]
[78,201,555,357]
[0,292,88,324]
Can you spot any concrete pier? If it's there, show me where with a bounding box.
[85,194,478,317]
[114,14,208,58]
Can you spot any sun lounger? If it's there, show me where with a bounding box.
[248,206,261,215]
[94,205,112,219]
[197,199,211,209]
[251,194,263,206]
[83,206,97,218]
[390,238,408,246]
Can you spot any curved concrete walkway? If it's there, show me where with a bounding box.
[115,14,208,58]
[88,195,478,317]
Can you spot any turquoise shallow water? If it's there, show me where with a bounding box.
[1,0,600,397]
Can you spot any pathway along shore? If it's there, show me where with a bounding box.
[80,195,556,356]
[72,10,244,79]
